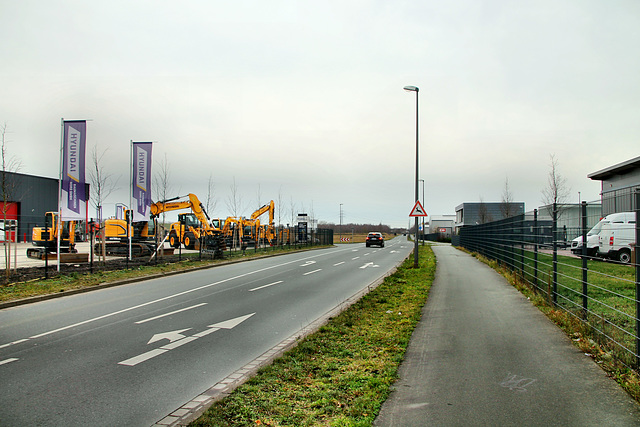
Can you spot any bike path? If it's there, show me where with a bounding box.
[375,244,640,426]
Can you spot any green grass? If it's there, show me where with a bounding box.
[191,246,436,427]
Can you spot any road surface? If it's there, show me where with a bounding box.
[0,236,411,426]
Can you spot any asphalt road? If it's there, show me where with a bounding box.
[0,236,412,426]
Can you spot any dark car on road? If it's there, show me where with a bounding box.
[365,232,384,248]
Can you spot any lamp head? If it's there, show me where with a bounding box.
[403,85,419,92]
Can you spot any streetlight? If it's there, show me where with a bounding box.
[419,178,425,246]
[404,85,419,268]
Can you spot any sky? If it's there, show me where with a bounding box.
[1,0,638,229]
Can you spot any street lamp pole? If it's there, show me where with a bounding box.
[404,85,419,268]
[419,178,425,246]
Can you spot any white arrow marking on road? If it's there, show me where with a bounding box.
[360,262,380,269]
[300,260,317,267]
[209,313,255,329]
[147,329,191,345]
[119,313,255,367]
[390,250,398,253]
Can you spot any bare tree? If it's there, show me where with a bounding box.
[88,146,119,221]
[1,123,22,276]
[541,154,571,216]
[477,197,493,224]
[153,153,173,228]
[277,186,284,227]
[500,177,516,218]
[205,173,217,217]
[226,177,243,217]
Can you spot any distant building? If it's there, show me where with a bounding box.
[455,202,525,233]
[531,203,602,243]
[588,155,640,216]
[428,215,455,239]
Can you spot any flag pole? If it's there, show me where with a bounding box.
[129,140,133,261]
[57,119,64,271]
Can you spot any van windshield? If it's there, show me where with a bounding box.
[588,220,607,236]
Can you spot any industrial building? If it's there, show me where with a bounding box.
[588,155,640,216]
[454,201,525,233]
[0,171,82,242]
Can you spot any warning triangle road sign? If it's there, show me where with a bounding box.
[409,200,427,217]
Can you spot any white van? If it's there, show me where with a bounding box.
[597,212,636,264]
[571,219,606,257]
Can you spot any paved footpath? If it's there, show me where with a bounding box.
[375,244,640,426]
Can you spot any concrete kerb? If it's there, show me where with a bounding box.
[153,252,412,427]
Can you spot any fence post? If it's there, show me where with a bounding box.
[534,209,538,290]
[635,189,640,369]
[553,202,558,306]
[581,201,588,320]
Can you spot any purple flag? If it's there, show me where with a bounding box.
[60,121,86,220]
[132,142,152,222]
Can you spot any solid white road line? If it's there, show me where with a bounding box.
[248,281,283,292]
[135,303,208,324]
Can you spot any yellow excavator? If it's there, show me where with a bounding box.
[150,194,225,256]
[97,209,158,257]
[242,200,276,247]
[27,212,78,259]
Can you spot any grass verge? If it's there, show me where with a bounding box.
[464,249,640,405]
[191,245,436,426]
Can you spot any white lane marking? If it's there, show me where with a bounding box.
[4,248,356,349]
[300,260,317,267]
[0,339,29,349]
[352,257,360,260]
[303,269,322,276]
[333,261,345,266]
[136,303,208,324]
[119,313,255,366]
[0,358,19,366]
[249,281,283,292]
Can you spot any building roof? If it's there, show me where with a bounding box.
[588,155,640,181]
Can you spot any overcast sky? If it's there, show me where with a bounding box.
[1,1,638,228]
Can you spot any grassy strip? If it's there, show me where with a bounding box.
[191,246,436,427]
[466,249,640,404]
[0,246,329,303]
[499,249,637,366]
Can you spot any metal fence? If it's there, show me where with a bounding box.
[457,194,640,371]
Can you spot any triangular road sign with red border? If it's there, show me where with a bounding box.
[409,200,427,217]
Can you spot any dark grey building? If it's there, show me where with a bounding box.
[588,156,640,216]
[1,171,60,242]
[455,201,525,232]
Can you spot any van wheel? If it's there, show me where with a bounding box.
[618,249,631,265]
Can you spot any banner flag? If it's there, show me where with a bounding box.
[60,120,87,220]
[132,142,153,222]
